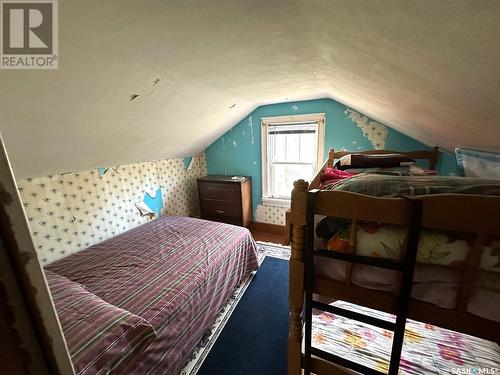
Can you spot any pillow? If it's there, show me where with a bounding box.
[45,270,156,375]
[408,165,437,176]
[461,154,500,180]
[334,153,415,170]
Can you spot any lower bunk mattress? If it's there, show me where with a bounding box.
[315,222,500,322]
[312,301,500,374]
[316,173,500,322]
[45,216,258,374]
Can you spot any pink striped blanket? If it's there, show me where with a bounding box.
[46,216,258,374]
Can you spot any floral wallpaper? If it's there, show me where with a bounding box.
[344,108,388,149]
[17,154,207,265]
[255,204,287,225]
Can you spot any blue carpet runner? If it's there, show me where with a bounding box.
[197,257,289,375]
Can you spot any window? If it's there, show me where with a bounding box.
[261,113,325,203]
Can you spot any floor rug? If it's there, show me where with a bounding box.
[197,256,289,375]
[179,242,290,375]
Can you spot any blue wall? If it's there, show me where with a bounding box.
[436,150,461,176]
[205,98,458,216]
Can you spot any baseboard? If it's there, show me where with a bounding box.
[250,221,286,235]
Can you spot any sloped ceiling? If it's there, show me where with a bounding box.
[1,0,499,179]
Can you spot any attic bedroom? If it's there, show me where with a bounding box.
[0,1,499,374]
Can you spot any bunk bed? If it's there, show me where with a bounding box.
[287,148,500,375]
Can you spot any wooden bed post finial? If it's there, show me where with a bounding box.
[328,148,335,168]
[430,146,439,171]
[294,179,309,188]
[288,179,309,375]
[291,179,308,226]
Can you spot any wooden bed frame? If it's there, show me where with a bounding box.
[308,147,440,190]
[287,148,500,375]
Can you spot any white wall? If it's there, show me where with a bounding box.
[1,0,499,180]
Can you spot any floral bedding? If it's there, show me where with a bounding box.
[312,301,500,374]
[327,223,500,275]
[320,173,500,291]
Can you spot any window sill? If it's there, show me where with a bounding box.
[261,197,291,208]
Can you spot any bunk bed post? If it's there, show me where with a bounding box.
[288,179,309,375]
[327,148,335,168]
[429,146,439,171]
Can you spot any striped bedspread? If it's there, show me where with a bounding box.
[45,270,156,374]
[47,216,258,374]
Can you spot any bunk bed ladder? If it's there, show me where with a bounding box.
[303,195,423,375]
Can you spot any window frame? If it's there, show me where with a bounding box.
[261,113,326,205]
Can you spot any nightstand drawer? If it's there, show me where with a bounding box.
[197,176,252,228]
[202,198,241,218]
[198,182,241,201]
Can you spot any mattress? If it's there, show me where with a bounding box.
[46,216,258,374]
[312,301,500,374]
[322,173,500,197]
[316,173,500,322]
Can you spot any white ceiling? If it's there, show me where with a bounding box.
[1,0,499,179]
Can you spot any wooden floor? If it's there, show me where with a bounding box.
[249,228,286,245]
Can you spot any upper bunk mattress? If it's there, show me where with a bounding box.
[47,216,258,374]
[322,173,500,196]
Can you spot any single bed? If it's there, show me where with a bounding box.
[45,215,258,374]
[287,148,500,375]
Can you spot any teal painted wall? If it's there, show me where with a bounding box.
[436,150,461,176]
[205,98,457,216]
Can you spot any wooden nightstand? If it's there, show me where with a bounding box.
[197,175,252,227]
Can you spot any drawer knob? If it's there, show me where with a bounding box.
[215,209,225,214]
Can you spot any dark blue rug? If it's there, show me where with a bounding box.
[197,257,289,375]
